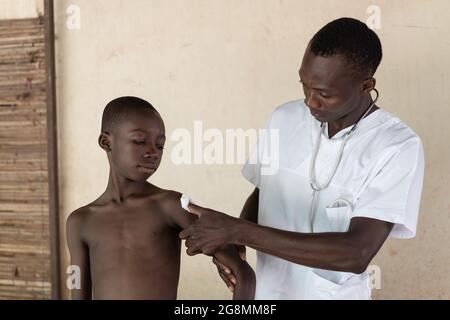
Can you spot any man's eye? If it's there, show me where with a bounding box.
[133,140,145,145]
[319,92,330,98]
[157,145,165,150]
[300,83,307,92]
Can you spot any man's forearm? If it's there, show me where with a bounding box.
[232,219,367,274]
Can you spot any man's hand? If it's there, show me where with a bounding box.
[179,203,240,256]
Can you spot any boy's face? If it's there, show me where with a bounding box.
[103,111,166,182]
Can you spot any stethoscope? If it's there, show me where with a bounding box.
[308,88,379,232]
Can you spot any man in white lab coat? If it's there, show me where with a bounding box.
[180,17,424,299]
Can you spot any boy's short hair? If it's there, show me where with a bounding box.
[101,96,159,134]
[309,17,382,77]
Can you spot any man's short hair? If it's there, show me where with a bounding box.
[101,96,159,133]
[309,17,382,77]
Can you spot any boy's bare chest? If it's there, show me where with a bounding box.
[83,206,175,250]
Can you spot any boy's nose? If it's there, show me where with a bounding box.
[143,152,158,161]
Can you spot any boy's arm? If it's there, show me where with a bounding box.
[212,188,259,293]
[66,209,92,300]
[165,191,255,299]
[213,246,256,300]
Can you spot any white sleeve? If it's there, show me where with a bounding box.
[241,113,276,188]
[351,138,425,239]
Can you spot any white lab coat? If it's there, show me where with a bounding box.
[242,99,424,299]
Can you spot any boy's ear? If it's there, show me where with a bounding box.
[98,132,111,151]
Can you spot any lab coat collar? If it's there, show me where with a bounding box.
[316,109,383,140]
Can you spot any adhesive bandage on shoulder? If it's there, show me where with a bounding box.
[180,194,194,213]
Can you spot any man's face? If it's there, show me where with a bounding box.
[299,47,366,123]
[109,111,166,182]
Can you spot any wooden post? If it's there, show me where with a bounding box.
[43,0,61,300]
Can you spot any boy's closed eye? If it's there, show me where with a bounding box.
[132,139,146,145]
[131,139,165,150]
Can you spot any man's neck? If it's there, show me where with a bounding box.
[327,95,378,138]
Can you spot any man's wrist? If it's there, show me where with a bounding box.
[231,216,250,246]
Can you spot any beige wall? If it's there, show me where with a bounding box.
[51,0,450,299]
[0,0,43,19]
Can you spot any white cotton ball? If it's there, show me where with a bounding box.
[180,194,191,213]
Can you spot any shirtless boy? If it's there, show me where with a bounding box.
[66,96,255,299]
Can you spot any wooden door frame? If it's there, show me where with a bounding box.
[44,0,61,300]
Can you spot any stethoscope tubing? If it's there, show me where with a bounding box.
[308,89,379,231]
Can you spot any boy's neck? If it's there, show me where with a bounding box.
[103,170,153,203]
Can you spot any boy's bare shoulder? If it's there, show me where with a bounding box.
[152,188,183,211]
[66,203,96,228]
[149,188,194,228]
